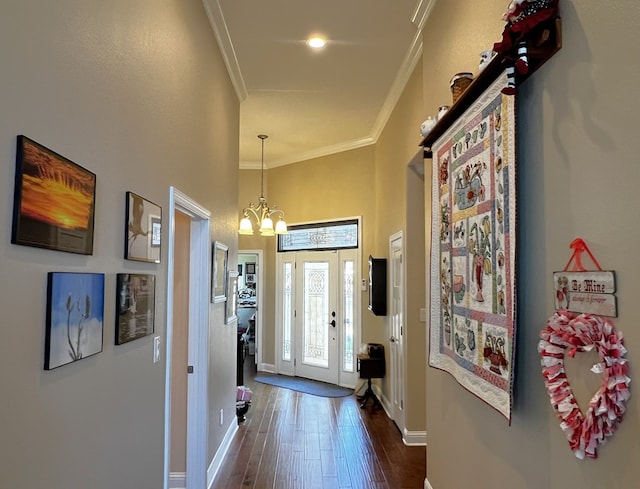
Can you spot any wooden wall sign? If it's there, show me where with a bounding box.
[553,271,617,317]
[553,238,618,317]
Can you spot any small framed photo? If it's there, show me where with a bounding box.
[212,241,228,303]
[115,273,156,345]
[45,272,105,370]
[125,191,162,263]
[246,263,256,274]
[12,135,96,255]
[225,270,239,324]
[245,273,255,284]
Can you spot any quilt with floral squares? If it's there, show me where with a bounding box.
[429,72,516,421]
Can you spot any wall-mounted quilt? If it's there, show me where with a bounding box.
[429,72,517,421]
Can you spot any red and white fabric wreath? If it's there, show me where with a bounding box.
[538,311,630,459]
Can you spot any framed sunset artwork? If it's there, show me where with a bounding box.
[11,135,96,255]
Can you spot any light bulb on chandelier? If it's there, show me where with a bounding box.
[238,134,287,237]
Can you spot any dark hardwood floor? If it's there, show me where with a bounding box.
[211,357,426,489]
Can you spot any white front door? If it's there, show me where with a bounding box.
[389,232,405,430]
[276,249,358,387]
[294,251,339,383]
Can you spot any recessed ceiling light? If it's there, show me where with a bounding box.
[306,36,326,49]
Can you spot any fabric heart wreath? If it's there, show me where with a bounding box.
[538,311,630,459]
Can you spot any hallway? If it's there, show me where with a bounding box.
[211,359,426,489]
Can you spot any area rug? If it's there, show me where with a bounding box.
[254,374,354,398]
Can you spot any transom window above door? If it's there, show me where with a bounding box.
[277,219,359,252]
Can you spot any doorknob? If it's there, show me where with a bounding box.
[389,336,397,343]
[329,319,336,328]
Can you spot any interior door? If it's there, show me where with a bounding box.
[169,211,190,481]
[389,232,405,430]
[294,251,339,384]
[165,188,210,489]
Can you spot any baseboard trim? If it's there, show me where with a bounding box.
[373,383,391,416]
[259,362,276,373]
[403,428,427,446]
[207,418,239,488]
[372,384,427,446]
[425,477,434,489]
[169,472,186,489]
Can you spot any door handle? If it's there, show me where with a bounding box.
[389,336,397,343]
[329,319,336,328]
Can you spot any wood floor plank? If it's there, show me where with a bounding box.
[322,476,341,489]
[304,431,321,461]
[333,456,352,488]
[212,358,425,489]
[303,458,324,489]
[319,449,337,478]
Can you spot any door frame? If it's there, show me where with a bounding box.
[275,248,360,388]
[389,230,406,432]
[164,187,211,489]
[238,249,264,369]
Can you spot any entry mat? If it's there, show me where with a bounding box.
[254,374,354,398]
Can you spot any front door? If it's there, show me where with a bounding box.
[294,251,339,384]
[277,248,358,387]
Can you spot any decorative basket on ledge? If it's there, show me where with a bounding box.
[450,72,474,104]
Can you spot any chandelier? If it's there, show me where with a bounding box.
[238,134,287,236]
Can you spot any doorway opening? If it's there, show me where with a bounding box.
[238,250,263,370]
[164,188,210,489]
[275,218,361,388]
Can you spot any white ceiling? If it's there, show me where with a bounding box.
[204,0,434,168]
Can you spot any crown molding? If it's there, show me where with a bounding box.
[202,0,248,102]
[212,0,437,169]
[368,0,433,143]
[369,34,423,142]
[411,0,437,30]
[239,1,435,170]
[239,136,376,169]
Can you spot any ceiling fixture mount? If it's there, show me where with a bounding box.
[306,35,326,49]
[238,135,287,237]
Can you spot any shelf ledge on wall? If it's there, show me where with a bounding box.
[420,16,562,159]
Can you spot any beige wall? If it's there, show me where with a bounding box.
[373,58,426,432]
[405,161,427,433]
[423,1,640,488]
[0,1,239,488]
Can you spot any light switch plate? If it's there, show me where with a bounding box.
[153,336,161,363]
[419,308,427,322]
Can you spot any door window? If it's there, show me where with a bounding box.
[302,261,331,368]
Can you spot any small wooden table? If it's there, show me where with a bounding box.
[357,353,385,408]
